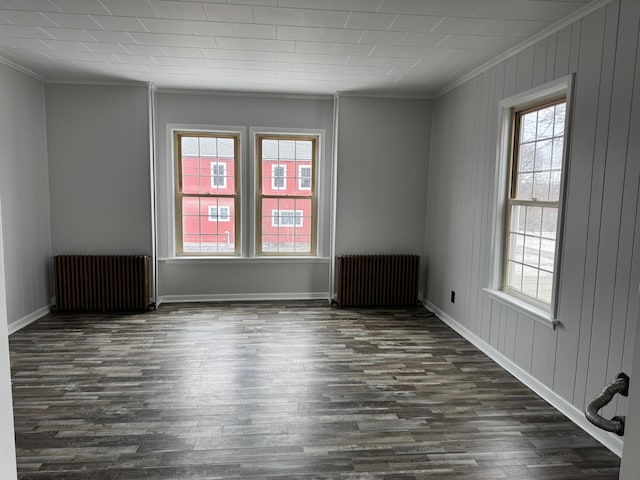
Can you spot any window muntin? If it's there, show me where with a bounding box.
[257,135,316,255]
[175,132,239,255]
[504,99,566,308]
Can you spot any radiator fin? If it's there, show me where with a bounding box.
[53,255,150,313]
[336,254,419,307]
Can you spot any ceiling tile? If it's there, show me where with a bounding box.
[85,29,137,43]
[131,32,217,48]
[48,0,110,15]
[89,15,147,32]
[276,26,320,41]
[0,0,59,12]
[431,16,488,34]
[253,7,302,25]
[138,18,191,34]
[333,43,373,55]
[150,0,207,20]
[406,46,449,59]
[378,0,433,15]
[202,3,254,23]
[1,25,55,39]
[327,0,383,12]
[294,41,335,54]
[318,28,363,43]
[399,32,446,47]
[358,30,406,45]
[41,27,94,41]
[300,9,350,28]
[477,18,551,37]
[474,0,583,22]
[43,12,102,29]
[114,53,157,64]
[389,15,443,32]
[184,20,234,36]
[369,44,413,57]
[425,0,483,17]
[345,12,396,30]
[277,0,331,9]
[0,10,57,27]
[439,34,520,50]
[201,48,276,61]
[39,38,90,51]
[379,56,419,67]
[122,44,166,55]
[345,55,381,66]
[357,65,393,75]
[227,0,277,5]
[152,55,195,65]
[232,23,277,39]
[99,0,159,18]
[82,42,128,53]
[215,37,295,52]
[161,46,204,57]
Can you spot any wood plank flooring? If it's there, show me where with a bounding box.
[9,301,620,479]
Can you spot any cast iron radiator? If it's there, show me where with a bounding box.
[53,255,150,312]
[336,254,419,307]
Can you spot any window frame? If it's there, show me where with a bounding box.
[486,75,573,327]
[174,130,240,256]
[256,134,318,256]
[502,97,566,311]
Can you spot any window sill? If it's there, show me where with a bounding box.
[159,256,330,265]
[483,288,559,330]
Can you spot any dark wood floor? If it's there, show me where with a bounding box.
[9,301,620,479]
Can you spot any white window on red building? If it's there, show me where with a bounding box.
[211,162,227,189]
[298,165,311,190]
[271,164,286,190]
[271,209,303,227]
[209,205,230,222]
[257,135,316,255]
[175,132,239,255]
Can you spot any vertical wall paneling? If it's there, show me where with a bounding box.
[584,0,637,415]
[553,9,603,403]
[602,0,640,420]
[572,2,620,410]
[425,0,640,451]
[0,63,51,328]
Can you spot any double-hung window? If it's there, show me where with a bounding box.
[503,98,567,310]
[257,135,317,255]
[175,132,239,255]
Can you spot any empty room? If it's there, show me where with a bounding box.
[1,0,640,478]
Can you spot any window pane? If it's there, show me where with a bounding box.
[551,138,564,169]
[509,233,524,263]
[554,103,566,137]
[279,140,296,159]
[541,208,557,239]
[516,173,533,199]
[181,137,198,156]
[522,265,539,298]
[534,140,552,171]
[218,138,234,157]
[524,206,542,236]
[549,170,562,202]
[181,197,235,254]
[521,111,537,143]
[296,140,312,160]
[507,261,523,291]
[511,205,526,234]
[538,270,554,303]
[540,238,556,272]
[523,236,541,268]
[533,171,551,201]
[519,143,535,172]
[536,106,555,140]
[200,137,217,156]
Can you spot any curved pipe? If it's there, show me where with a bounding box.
[585,373,629,436]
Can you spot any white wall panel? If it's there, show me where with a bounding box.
[155,92,333,299]
[0,63,51,327]
[425,0,640,441]
[46,85,152,256]
[335,96,431,260]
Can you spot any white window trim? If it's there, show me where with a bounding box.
[208,205,230,222]
[167,124,245,258]
[487,75,574,327]
[271,209,303,228]
[271,164,286,191]
[250,127,325,258]
[299,164,312,190]
[211,162,227,189]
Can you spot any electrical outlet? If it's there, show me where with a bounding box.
[450,290,456,303]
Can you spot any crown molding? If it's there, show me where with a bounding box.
[0,55,44,82]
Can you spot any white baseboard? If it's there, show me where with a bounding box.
[7,305,51,335]
[422,298,624,457]
[157,292,330,306]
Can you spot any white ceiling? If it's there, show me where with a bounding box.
[0,0,593,96]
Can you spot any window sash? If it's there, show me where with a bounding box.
[175,132,240,256]
[503,98,566,309]
[256,134,317,256]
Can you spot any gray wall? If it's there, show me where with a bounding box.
[334,96,432,295]
[425,0,640,449]
[621,296,640,478]
[0,63,51,328]
[155,92,334,301]
[46,84,151,257]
